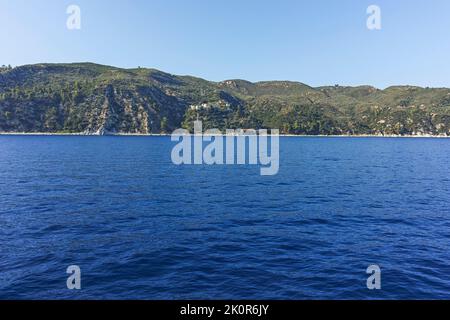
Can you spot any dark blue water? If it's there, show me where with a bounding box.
[0,136,449,300]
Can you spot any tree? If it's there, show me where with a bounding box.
[160,117,169,133]
[44,107,59,130]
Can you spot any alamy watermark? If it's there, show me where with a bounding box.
[66,5,81,30]
[367,5,381,30]
[171,121,280,176]
[366,265,381,290]
[66,265,81,290]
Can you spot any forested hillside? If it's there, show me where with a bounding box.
[1,63,449,136]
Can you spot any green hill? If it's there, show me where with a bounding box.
[0,63,449,136]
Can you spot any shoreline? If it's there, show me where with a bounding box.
[0,132,449,138]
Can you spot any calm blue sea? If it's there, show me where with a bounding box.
[0,136,449,300]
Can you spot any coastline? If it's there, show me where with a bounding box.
[0,132,449,138]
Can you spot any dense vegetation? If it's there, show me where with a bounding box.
[0,63,449,136]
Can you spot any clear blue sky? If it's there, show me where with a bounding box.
[1,0,450,88]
